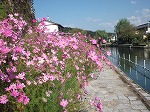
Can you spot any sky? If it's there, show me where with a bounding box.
[33,0,150,33]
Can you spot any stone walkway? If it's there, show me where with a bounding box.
[81,62,150,112]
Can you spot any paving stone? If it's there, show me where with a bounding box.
[103,100,119,108]
[115,103,131,110]
[105,94,119,100]
[119,109,141,112]
[141,93,150,97]
[131,104,147,110]
[127,96,138,101]
[103,108,114,112]
[130,100,145,105]
[117,95,128,100]
[140,110,150,112]
[100,90,108,94]
[81,62,150,112]
[145,96,150,100]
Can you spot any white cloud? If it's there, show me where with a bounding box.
[128,8,150,26]
[64,24,75,28]
[86,17,101,22]
[128,16,142,25]
[99,22,114,28]
[130,1,136,5]
[142,8,150,18]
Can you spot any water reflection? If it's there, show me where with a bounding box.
[107,47,150,93]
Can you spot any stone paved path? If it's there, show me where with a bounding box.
[81,62,150,112]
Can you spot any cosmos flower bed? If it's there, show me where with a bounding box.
[0,14,110,112]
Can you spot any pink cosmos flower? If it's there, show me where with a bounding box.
[102,39,106,44]
[106,51,111,56]
[26,80,31,85]
[38,57,45,64]
[42,74,49,82]
[58,40,68,49]
[32,19,37,23]
[10,89,19,97]
[3,29,12,37]
[23,96,30,105]
[77,94,81,99]
[0,70,8,81]
[26,60,34,66]
[11,66,17,72]
[0,95,8,104]
[95,97,100,101]
[6,83,17,91]
[46,90,52,97]
[90,100,95,106]
[11,54,19,61]
[91,39,97,44]
[1,47,11,54]
[88,51,98,61]
[60,99,68,108]
[13,46,24,53]
[0,39,5,47]
[84,89,88,94]
[14,13,19,16]
[16,82,25,90]
[97,101,103,111]
[16,72,26,80]
[48,75,56,81]
[52,55,58,62]
[17,93,30,105]
[75,65,79,70]
[72,44,78,50]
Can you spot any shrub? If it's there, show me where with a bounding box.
[0,14,109,112]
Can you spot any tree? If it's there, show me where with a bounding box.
[0,2,7,20]
[95,30,107,40]
[0,0,35,25]
[115,18,135,44]
[63,27,87,35]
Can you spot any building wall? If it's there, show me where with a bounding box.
[44,21,59,32]
[45,24,59,32]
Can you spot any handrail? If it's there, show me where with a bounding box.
[107,53,150,79]
[119,56,150,71]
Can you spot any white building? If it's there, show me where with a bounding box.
[39,20,64,33]
[136,23,150,34]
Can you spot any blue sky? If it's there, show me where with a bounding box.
[33,0,150,32]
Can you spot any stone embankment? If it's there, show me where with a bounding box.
[80,62,150,112]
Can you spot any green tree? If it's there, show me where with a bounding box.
[0,0,35,24]
[63,27,87,35]
[0,2,7,20]
[95,30,107,40]
[115,18,135,44]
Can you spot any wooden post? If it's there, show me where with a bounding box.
[123,54,125,69]
[118,54,120,66]
[123,54,125,59]
[144,60,146,69]
[130,67,132,75]
[135,56,137,65]
[145,76,147,87]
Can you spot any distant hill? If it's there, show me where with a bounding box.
[63,27,114,40]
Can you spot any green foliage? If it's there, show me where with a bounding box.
[132,30,145,45]
[63,27,108,41]
[115,18,135,44]
[0,0,35,24]
[0,2,7,20]
[95,30,108,39]
[63,27,87,35]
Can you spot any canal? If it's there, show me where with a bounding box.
[106,47,150,93]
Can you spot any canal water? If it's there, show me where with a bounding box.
[106,47,150,93]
